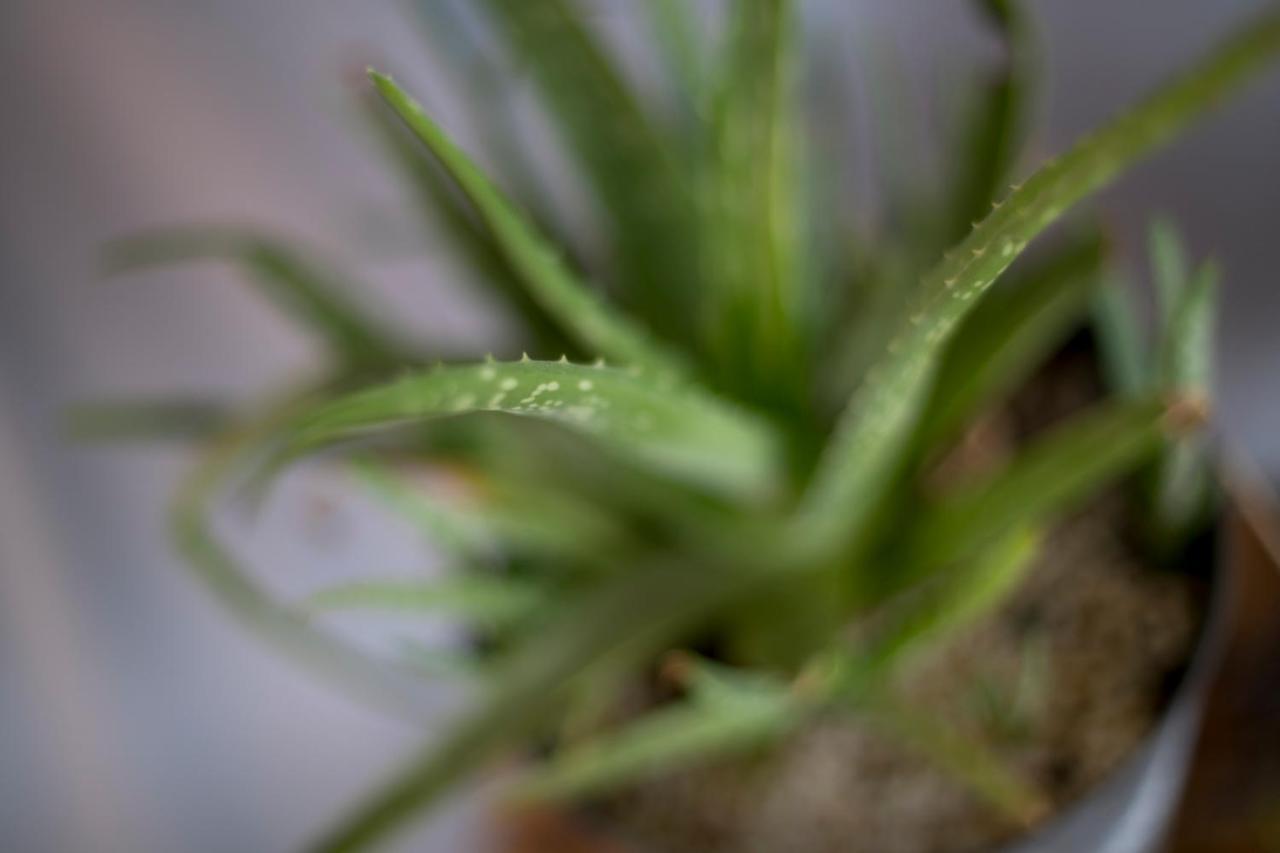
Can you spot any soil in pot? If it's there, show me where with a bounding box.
[582,338,1212,853]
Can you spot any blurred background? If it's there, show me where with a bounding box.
[1,1,1277,851]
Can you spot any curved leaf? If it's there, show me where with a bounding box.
[279,359,779,499]
[915,230,1105,451]
[170,392,424,721]
[791,13,1280,559]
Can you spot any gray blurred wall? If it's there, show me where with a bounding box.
[1,1,1277,851]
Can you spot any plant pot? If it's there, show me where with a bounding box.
[497,482,1277,853]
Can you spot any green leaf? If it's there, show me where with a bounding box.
[472,0,699,337]
[916,230,1105,451]
[791,13,1280,560]
[1149,216,1191,326]
[351,460,495,562]
[308,575,545,629]
[368,70,689,377]
[356,90,570,355]
[477,478,631,566]
[1152,258,1219,544]
[946,0,1037,241]
[307,559,739,852]
[278,359,779,500]
[170,392,423,721]
[68,398,234,443]
[904,396,1184,574]
[859,525,1041,675]
[1092,271,1150,396]
[403,1,568,221]
[354,457,621,569]
[396,638,489,681]
[103,228,411,369]
[1159,259,1217,394]
[511,672,800,803]
[702,0,808,407]
[644,0,706,117]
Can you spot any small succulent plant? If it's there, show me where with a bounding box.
[90,2,1280,850]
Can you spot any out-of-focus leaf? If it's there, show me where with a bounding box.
[858,525,1040,674]
[945,0,1037,241]
[702,0,808,409]
[308,575,545,629]
[407,0,570,220]
[354,457,622,569]
[277,359,779,500]
[789,15,1280,561]
[68,398,234,443]
[510,661,802,803]
[1092,271,1149,396]
[357,91,570,355]
[396,638,488,681]
[904,396,1185,573]
[1158,259,1217,393]
[369,71,690,377]
[352,460,495,561]
[644,0,706,120]
[820,247,921,410]
[1149,216,1191,326]
[170,392,423,722]
[103,228,411,369]
[916,231,1105,451]
[1152,258,1219,544]
[478,477,630,565]
[473,0,699,337]
[307,558,740,852]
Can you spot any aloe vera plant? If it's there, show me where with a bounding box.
[90,3,1280,850]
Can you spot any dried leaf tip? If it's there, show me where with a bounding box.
[1014,796,1053,832]
[658,650,696,689]
[1163,394,1212,434]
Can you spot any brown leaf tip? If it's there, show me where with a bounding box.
[1163,393,1211,434]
